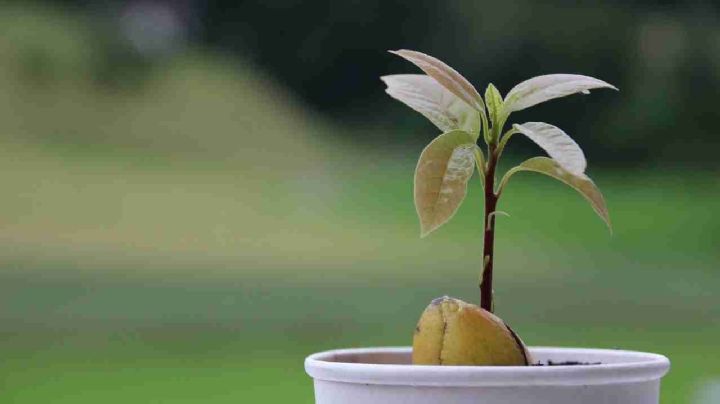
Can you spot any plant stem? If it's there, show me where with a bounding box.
[480,145,498,312]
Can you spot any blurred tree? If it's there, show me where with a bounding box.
[7,0,720,167]
[199,0,720,168]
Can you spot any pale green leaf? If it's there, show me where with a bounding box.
[504,74,618,112]
[415,130,477,237]
[498,157,611,231]
[484,83,504,127]
[473,145,486,184]
[513,122,586,175]
[381,74,480,136]
[389,49,485,113]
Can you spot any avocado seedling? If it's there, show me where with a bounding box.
[382,50,616,366]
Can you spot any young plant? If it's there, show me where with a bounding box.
[382,49,616,366]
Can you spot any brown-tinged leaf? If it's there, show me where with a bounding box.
[512,122,586,175]
[498,157,611,231]
[415,130,477,237]
[504,74,618,112]
[390,49,485,113]
[381,74,480,136]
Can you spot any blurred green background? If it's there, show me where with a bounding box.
[1,1,718,403]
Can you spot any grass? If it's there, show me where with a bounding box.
[0,148,718,403]
[1,281,718,403]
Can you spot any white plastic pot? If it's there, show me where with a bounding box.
[305,346,670,404]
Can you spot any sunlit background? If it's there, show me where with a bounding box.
[1,1,718,403]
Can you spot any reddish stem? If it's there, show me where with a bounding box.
[480,147,498,312]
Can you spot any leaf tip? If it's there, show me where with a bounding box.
[419,224,433,238]
[598,80,619,92]
[604,216,613,235]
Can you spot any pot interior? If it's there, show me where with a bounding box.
[322,349,412,365]
[318,347,650,366]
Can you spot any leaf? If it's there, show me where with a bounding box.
[512,122,586,175]
[389,49,485,113]
[498,157,611,231]
[415,130,477,237]
[381,74,480,136]
[473,145,486,184]
[484,83,504,127]
[504,74,618,112]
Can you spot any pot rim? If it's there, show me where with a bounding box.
[305,346,670,387]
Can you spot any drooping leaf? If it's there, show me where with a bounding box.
[484,83,504,127]
[381,74,480,136]
[415,130,477,237]
[504,74,618,112]
[389,49,485,113]
[498,157,611,231]
[513,122,586,175]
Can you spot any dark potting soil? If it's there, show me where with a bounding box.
[533,360,602,366]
